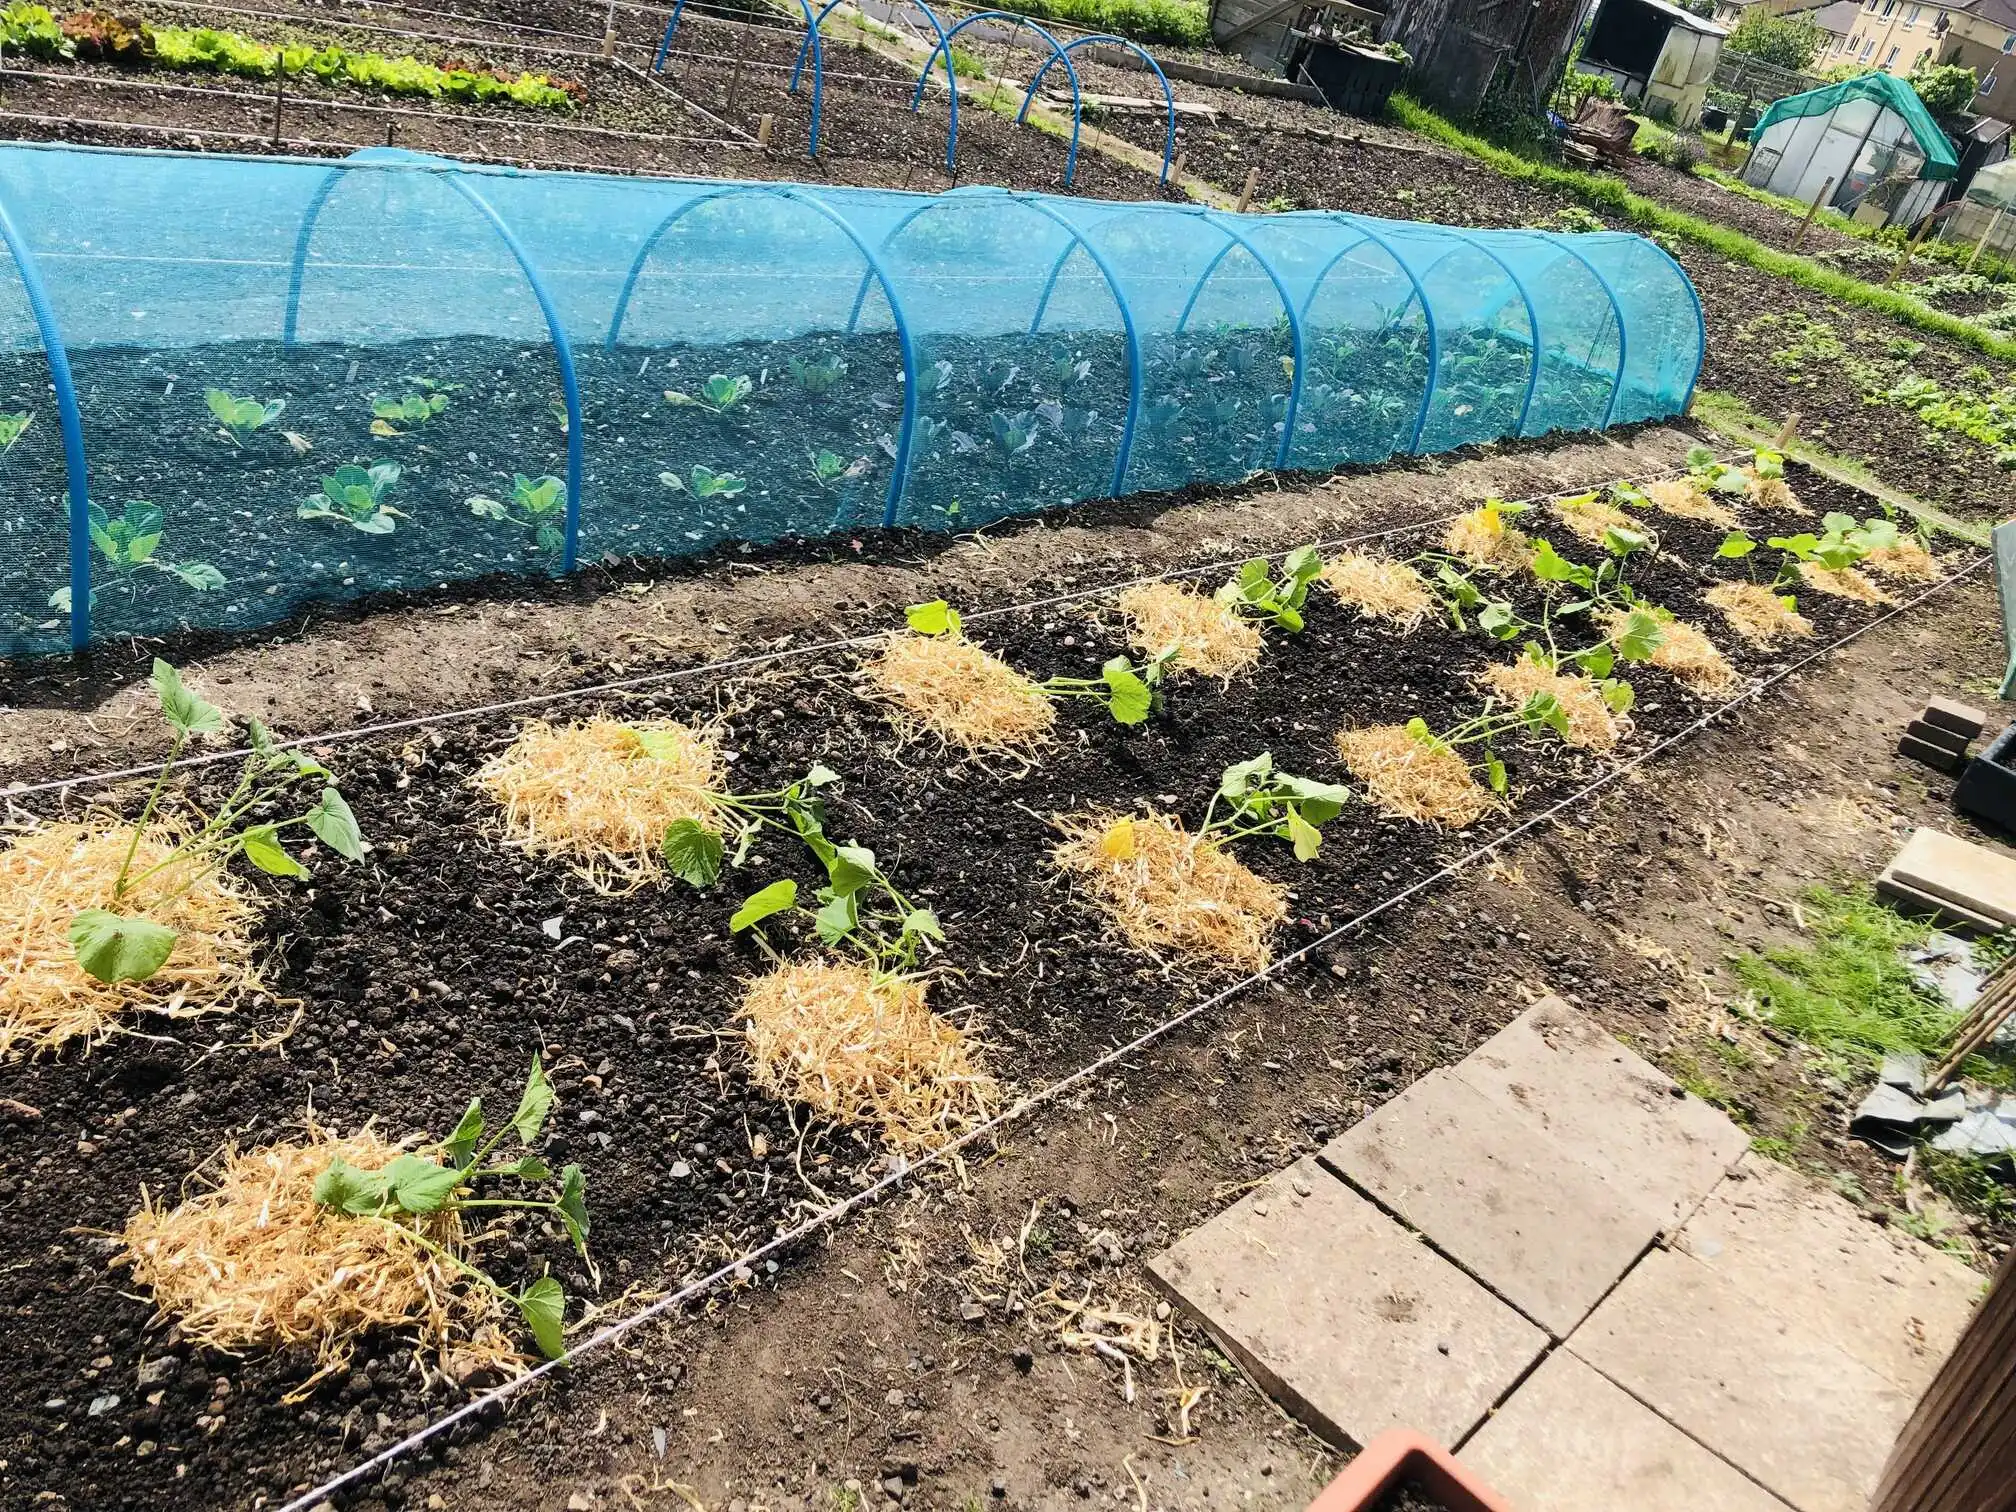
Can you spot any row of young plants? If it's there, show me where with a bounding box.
[0,2,582,108]
[0,449,1948,1509]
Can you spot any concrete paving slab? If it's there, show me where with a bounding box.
[1321,1068,1668,1337]
[1876,868,2003,931]
[1459,1349,1793,1512]
[1889,826,2016,927]
[1146,1156,1546,1451]
[1568,1248,1918,1512]
[1452,995,1748,1228]
[1674,1152,1982,1394]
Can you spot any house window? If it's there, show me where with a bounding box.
[1881,1,1896,17]
[1904,4,1920,24]
[1862,35,1876,56]
[2004,31,2015,49]
[1885,43,1901,63]
[1987,69,2000,93]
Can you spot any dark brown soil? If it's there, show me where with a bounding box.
[1371,1480,1447,1512]
[0,459,1914,1511]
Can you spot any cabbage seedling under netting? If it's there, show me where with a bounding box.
[0,143,1704,656]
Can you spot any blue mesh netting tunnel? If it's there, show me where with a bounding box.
[0,143,1704,657]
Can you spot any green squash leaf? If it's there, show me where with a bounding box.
[69,908,177,984]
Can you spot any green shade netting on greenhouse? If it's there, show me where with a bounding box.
[1750,71,1960,180]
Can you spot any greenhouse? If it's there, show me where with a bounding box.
[1743,72,1959,229]
[0,142,1702,656]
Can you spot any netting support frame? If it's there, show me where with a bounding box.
[1019,35,1173,184]
[1431,228,1543,438]
[1168,209,1305,472]
[801,0,957,173]
[912,12,1082,185]
[604,183,922,529]
[658,0,825,156]
[1543,238,1629,430]
[1308,213,1438,456]
[0,189,90,649]
[279,155,588,572]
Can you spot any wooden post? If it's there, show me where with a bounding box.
[272,73,284,146]
[1171,151,1187,182]
[1969,199,2009,271]
[1791,175,1834,251]
[1870,1247,2016,1512]
[757,113,774,148]
[601,0,618,57]
[1235,165,1260,213]
[724,57,743,113]
[1771,411,1799,449]
[1888,215,1936,285]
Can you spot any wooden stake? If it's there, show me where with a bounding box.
[601,27,617,57]
[1969,199,2009,271]
[757,112,774,148]
[272,73,284,146]
[724,57,743,113]
[1887,215,1936,286]
[1235,165,1260,214]
[1171,151,1187,182]
[1791,175,1834,252]
[1771,411,1799,449]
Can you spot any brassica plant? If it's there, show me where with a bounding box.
[788,353,847,395]
[659,465,746,499]
[299,461,406,533]
[369,378,454,435]
[468,473,567,553]
[205,388,285,447]
[49,501,224,612]
[664,374,753,416]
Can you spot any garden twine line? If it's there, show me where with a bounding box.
[10,452,1728,803]
[275,541,1988,1512]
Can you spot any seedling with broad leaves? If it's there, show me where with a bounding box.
[665,374,753,416]
[788,353,847,395]
[1218,547,1323,632]
[300,462,406,534]
[67,660,365,986]
[809,449,868,491]
[49,501,224,613]
[1720,511,1896,581]
[468,473,568,553]
[1404,692,1577,795]
[312,1058,588,1361]
[1200,752,1351,860]
[989,410,1039,458]
[369,377,457,435]
[206,389,285,447]
[902,600,1170,727]
[660,465,746,500]
[0,410,31,455]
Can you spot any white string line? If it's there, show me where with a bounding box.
[8,453,1712,802]
[275,546,1990,1512]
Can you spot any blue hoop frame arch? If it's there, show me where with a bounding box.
[1160,208,1305,472]
[910,12,1082,184]
[1019,35,1174,184]
[0,191,91,649]
[1418,228,1544,439]
[279,150,588,572]
[853,189,1145,504]
[795,0,958,172]
[1508,232,1628,431]
[1300,213,1438,458]
[657,0,825,156]
[604,184,922,527]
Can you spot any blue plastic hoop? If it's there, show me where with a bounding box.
[1166,209,1305,472]
[658,0,825,156]
[1019,35,1174,185]
[278,150,587,573]
[606,184,922,529]
[0,189,91,650]
[912,11,1081,184]
[1519,233,1629,431]
[799,0,957,173]
[1305,213,1438,458]
[1435,228,1545,439]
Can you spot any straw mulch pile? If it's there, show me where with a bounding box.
[1611,610,1740,697]
[1704,581,1815,647]
[1799,562,1894,605]
[1115,583,1262,679]
[473,717,723,892]
[1746,469,1802,512]
[1642,477,1738,527]
[862,630,1055,753]
[1317,552,1434,629]
[1862,537,1941,583]
[1442,504,1532,573]
[1053,811,1286,973]
[1551,492,1639,546]
[1335,725,1496,828]
[1480,658,1625,752]
[741,959,996,1150]
[0,820,260,1058]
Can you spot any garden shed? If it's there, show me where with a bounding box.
[1743,71,1960,229]
[1578,0,1728,130]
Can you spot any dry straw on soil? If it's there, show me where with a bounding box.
[1704,581,1815,647]
[862,630,1055,753]
[1642,477,1739,527]
[1442,503,1532,573]
[1053,811,1287,973]
[1746,469,1802,513]
[0,820,260,1058]
[1611,610,1740,697]
[1798,562,1894,605]
[1335,725,1496,828]
[1862,538,1940,582]
[474,717,723,891]
[1115,582,1262,679]
[1551,492,1638,545]
[119,1130,516,1380]
[1480,659,1624,752]
[741,958,996,1150]
[1317,551,1434,629]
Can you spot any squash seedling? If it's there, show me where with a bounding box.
[1200,752,1350,860]
[205,388,285,447]
[68,660,364,986]
[1218,547,1323,632]
[468,473,567,553]
[312,1058,588,1361]
[1403,692,1573,797]
[902,600,1169,726]
[49,501,224,613]
[1720,511,1895,582]
[300,462,406,534]
[788,352,847,395]
[659,465,746,500]
[665,374,753,416]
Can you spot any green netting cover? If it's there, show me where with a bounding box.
[1750,71,1960,180]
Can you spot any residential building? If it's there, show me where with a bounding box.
[1711,0,1827,25]
[1819,0,2016,121]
